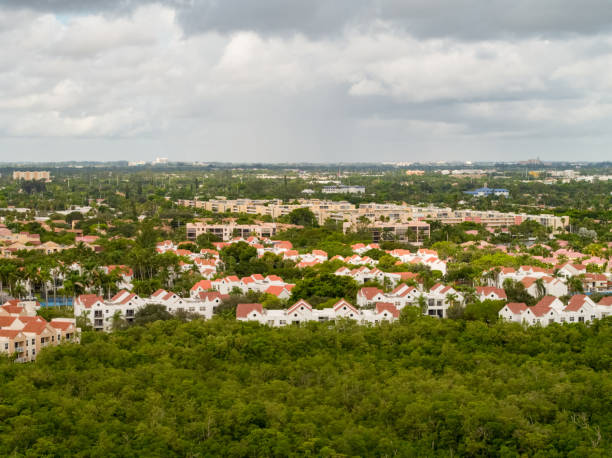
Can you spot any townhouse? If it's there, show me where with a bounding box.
[475,286,507,302]
[236,299,400,327]
[0,301,80,362]
[498,294,610,326]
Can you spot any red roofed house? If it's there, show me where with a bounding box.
[499,302,528,322]
[475,286,507,302]
[597,296,612,318]
[190,279,213,298]
[356,287,386,307]
[563,295,597,323]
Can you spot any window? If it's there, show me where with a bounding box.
[199,307,205,311]
[279,320,286,325]
[31,339,35,345]
[4,343,7,350]
[570,316,574,322]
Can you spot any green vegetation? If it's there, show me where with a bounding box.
[1,317,610,456]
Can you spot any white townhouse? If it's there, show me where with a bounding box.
[426,284,464,318]
[237,299,399,327]
[356,287,387,308]
[499,302,528,323]
[556,263,587,278]
[475,286,507,302]
[561,295,598,324]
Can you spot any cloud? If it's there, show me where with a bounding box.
[6,0,612,40]
[0,3,612,162]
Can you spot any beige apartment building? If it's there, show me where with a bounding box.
[12,171,51,181]
[186,222,278,241]
[178,198,569,233]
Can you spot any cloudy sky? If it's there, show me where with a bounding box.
[1,1,612,163]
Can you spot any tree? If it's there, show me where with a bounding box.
[287,208,318,227]
[567,275,585,294]
[291,273,359,304]
[220,242,258,277]
[133,304,173,326]
[534,278,546,298]
[196,232,221,249]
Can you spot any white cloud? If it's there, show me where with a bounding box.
[0,4,611,161]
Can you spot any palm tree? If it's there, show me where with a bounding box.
[446,292,460,309]
[417,295,428,315]
[38,266,52,304]
[567,275,585,295]
[534,278,546,298]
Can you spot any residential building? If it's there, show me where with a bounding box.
[0,301,79,362]
[12,171,51,181]
[186,222,277,241]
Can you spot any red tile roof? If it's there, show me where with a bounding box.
[565,295,591,312]
[76,294,104,309]
[49,320,73,331]
[236,303,263,318]
[0,316,19,327]
[22,321,49,334]
[358,287,383,300]
[505,302,528,314]
[598,296,612,306]
[375,302,399,318]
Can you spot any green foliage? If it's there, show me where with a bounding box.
[286,208,318,227]
[133,304,173,326]
[220,242,258,276]
[291,273,359,304]
[0,318,610,456]
[464,300,505,323]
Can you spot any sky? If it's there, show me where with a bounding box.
[1,1,612,163]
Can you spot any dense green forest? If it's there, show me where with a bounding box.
[1,316,610,456]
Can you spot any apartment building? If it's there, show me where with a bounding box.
[499,295,611,326]
[74,289,224,331]
[321,185,365,194]
[237,299,399,327]
[178,198,568,232]
[12,171,51,181]
[186,222,277,241]
[354,221,431,244]
[0,300,80,362]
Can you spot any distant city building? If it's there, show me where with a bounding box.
[322,185,365,194]
[405,170,425,176]
[128,161,146,166]
[464,187,509,198]
[12,171,51,182]
[151,157,169,165]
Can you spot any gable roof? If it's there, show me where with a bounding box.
[505,302,528,314]
[236,303,263,318]
[565,294,592,312]
[264,285,290,297]
[76,294,104,309]
[190,279,212,291]
[287,299,312,314]
[375,302,399,318]
[598,296,612,306]
[49,320,74,331]
[22,320,50,334]
[358,287,383,300]
[475,286,507,299]
[333,299,358,313]
[535,296,559,308]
